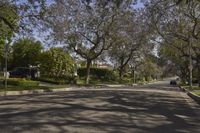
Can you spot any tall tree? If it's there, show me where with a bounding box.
[0,0,50,39]
[12,38,43,68]
[109,10,148,80]
[0,1,19,71]
[0,0,19,35]
[44,0,134,84]
[146,0,200,85]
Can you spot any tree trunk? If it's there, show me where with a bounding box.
[198,69,200,87]
[133,69,136,83]
[86,60,91,84]
[189,41,193,89]
[119,67,124,81]
[197,61,200,87]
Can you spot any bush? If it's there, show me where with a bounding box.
[77,68,116,80]
[0,72,4,77]
[3,78,39,86]
[146,76,153,82]
[36,75,76,84]
[118,78,132,84]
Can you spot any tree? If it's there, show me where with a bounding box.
[0,0,52,42]
[0,0,49,36]
[159,40,189,83]
[176,0,200,4]
[146,0,200,86]
[0,1,19,71]
[109,12,143,79]
[12,38,43,68]
[139,56,161,81]
[44,0,134,84]
[39,48,75,78]
[0,0,19,36]
[0,0,49,71]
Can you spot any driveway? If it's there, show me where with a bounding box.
[0,80,200,133]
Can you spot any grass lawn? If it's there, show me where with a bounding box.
[181,85,200,96]
[0,84,69,92]
[77,78,155,86]
[0,85,49,92]
[182,86,200,91]
[0,77,70,92]
[193,91,200,96]
[77,79,119,85]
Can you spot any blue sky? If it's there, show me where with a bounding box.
[134,1,144,8]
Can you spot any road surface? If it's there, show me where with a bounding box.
[0,79,200,133]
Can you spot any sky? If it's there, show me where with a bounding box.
[134,1,144,8]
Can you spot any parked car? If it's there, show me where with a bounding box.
[170,80,177,85]
[9,67,39,79]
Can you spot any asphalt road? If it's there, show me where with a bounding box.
[0,80,200,133]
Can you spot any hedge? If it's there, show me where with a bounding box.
[36,76,77,84]
[3,78,39,87]
[77,68,116,80]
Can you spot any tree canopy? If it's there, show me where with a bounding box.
[12,38,43,68]
[39,48,75,78]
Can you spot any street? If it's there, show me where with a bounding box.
[0,80,200,133]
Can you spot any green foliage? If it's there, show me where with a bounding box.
[39,48,75,78]
[3,78,39,87]
[77,67,116,81]
[0,1,19,37]
[118,78,132,84]
[136,55,161,81]
[159,40,190,82]
[0,39,4,67]
[184,86,200,90]
[12,38,43,68]
[36,75,76,85]
[0,85,49,92]
[0,1,19,70]
[194,91,200,96]
[176,0,199,4]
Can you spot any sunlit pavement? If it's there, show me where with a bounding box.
[0,80,200,133]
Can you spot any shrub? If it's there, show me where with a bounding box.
[146,76,153,82]
[118,78,132,84]
[39,48,75,77]
[3,78,39,86]
[36,75,76,84]
[77,67,116,81]
[0,72,4,77]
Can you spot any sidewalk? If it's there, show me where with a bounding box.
[0,80,160,96]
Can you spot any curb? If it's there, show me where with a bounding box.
[0,81,159,96]
[0,87,74,96]
[179,86,188,92]
[179,86,200,104]
[0,84,135,96]
[188,91,200,104]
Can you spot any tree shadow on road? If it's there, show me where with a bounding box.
[0,90,199,133]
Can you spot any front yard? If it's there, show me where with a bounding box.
[193,91,200,96]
